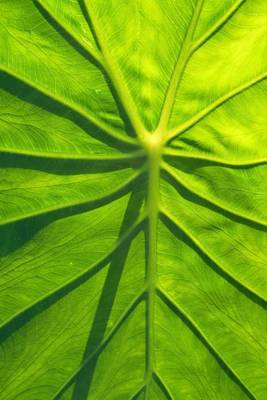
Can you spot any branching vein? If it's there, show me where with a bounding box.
[157,287,256,400]
[81,1,148,144]
[157,0,204,134]
[35,0,103,66]
[53,288,145,399]
[164,148,267,167]
[0,216,146,342]
[0,166,146,226]
[160,208,267,305]
[162,161,267,227]
[166,72,267,142]
[0,65,136,147]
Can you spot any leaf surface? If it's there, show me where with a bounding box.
[0,1,267,399]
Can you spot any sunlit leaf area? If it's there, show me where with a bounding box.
[0,1,267,399]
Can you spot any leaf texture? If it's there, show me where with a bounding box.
[0,1,266,399]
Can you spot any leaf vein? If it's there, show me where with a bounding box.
[162,161,267,227]
[157,287,256,400]
[160,208,267,305]
[167,73,267,142]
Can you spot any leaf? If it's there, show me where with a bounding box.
[0,1,266,399]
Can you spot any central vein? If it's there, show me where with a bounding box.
[144,133,162,395]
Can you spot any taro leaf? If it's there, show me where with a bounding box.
[0,1,267,399]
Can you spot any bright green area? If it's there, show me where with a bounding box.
[0,0,267,399]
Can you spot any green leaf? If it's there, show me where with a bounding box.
[0,1,266,399]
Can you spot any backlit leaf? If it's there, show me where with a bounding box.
[0,1,266,399]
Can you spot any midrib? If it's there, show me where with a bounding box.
[144,3,203,396]
[145,136,162,396]
[82,1,203,397]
